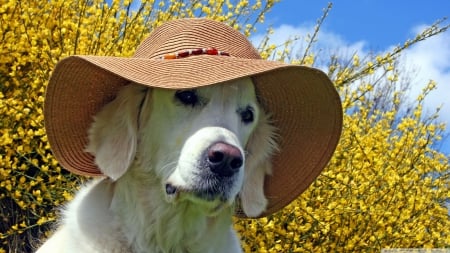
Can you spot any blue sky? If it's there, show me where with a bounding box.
[266,1,449,49]
[253,1,450,154]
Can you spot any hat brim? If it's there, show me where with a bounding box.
[45,55,342,217]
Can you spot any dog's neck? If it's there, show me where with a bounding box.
[107,168,236,253]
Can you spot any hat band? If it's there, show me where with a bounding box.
[159,48,230,60]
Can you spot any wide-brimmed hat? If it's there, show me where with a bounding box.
[44,18,342,217]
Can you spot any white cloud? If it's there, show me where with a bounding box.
[401,25,450,122]
[401,26,450,153]
[250,24,367,65]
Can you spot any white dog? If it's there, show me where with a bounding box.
[37,77,277,252]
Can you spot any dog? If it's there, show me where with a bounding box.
[37,77,278,252]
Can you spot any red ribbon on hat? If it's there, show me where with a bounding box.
[160,48,230,60]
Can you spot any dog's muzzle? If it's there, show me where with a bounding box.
[166,142,244,200]
[165,127,246,205]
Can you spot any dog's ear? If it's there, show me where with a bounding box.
[86,85,150,181]
[240,112,278,217]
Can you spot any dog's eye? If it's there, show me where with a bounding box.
[238,106,254,124]
[175,90,199,107]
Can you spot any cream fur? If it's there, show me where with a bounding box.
[37,78,277,253]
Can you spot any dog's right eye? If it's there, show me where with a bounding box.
[175,90,199,107]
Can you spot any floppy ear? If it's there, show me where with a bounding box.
[86,84,150,181]
[240,111,278,217]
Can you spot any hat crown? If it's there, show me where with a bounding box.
[133,18,262,60]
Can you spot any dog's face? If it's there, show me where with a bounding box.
[151,79,258,207]
[87,78,277,217]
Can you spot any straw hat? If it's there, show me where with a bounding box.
[44,18,342,217]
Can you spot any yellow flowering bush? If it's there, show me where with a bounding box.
[0,0,448,252]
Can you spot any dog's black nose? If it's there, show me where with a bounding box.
[207,142,243,177]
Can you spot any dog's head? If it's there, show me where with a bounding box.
[86,78,277,217]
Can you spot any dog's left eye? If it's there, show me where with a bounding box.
[239,106,255,124]
[175,90,199,107]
